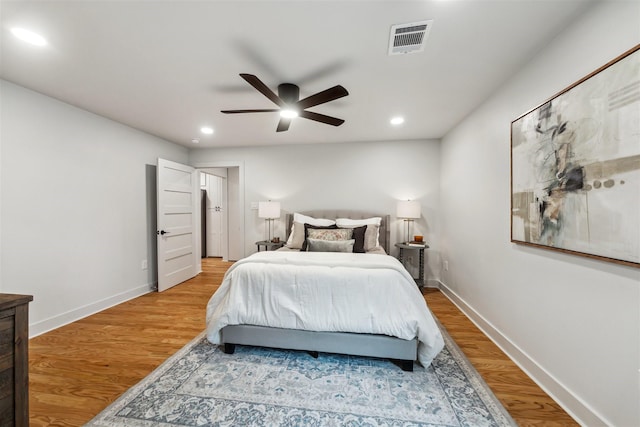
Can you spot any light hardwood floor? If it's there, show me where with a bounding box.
[28,258,577,426]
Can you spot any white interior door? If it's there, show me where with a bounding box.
[206,174,225,257]
[157,158,198,292]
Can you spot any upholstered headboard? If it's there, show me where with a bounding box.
[285,210,391,254]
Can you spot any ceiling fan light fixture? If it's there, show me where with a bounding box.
[279,109,299,119]
[221,74,348,132]
[11,27,47,46]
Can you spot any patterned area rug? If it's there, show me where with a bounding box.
[87,327,516,427]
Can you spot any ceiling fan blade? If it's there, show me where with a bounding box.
[221,109,280,114]
[296,85,349,109]
[240,73,286,107]
[276,118,291,132]
[299,110,345,127]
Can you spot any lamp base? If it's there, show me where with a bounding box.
[404,219,414,245]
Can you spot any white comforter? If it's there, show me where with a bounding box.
[205,251,444,366]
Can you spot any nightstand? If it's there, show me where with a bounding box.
[256,240,285,251]
[395,242,429,287]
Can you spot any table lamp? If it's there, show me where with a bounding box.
[258,201,280,242]
[397,200,421,243]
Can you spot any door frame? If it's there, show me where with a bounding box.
[199,169,228,261]
[193,160,245,267]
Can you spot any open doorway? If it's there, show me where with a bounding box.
[196,163,244,267]
[199,169,227,260]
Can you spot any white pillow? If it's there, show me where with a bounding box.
[285,222,306,249]
[286,213,336,246]
[336,217,382,247]
[335,217,381,227]
[364,224,380,251]
[294,213,336,226]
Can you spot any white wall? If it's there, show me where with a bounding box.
[226,166,242,261]
[0,80,188,336]
[439,2,640,426]
[190,139,441,280]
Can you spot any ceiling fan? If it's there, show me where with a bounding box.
[221,73,349,132]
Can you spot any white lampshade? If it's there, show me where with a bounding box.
[258,201,281,219]
[397,200,421,219]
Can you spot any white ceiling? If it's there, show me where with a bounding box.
[1,0,595,148]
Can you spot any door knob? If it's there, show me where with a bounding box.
[157,230,170,235]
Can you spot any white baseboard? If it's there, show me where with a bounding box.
[437,281,609,427]
[29,283,155,338]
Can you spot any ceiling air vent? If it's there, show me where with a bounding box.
[388,20,433,55]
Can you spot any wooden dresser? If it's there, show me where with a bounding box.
[0,294,33,427]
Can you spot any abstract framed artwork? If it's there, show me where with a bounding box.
[511,45,640,268]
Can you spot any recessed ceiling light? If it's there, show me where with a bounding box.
[11,27,47,46]
[280,109,299,119]
[390,116,405,125]
[200,126,214,135]
[191,138,200,144]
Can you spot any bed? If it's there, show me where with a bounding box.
[205,210,444,371]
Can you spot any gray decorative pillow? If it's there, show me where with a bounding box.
[307,228,352,241]
[307,238,355,252]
